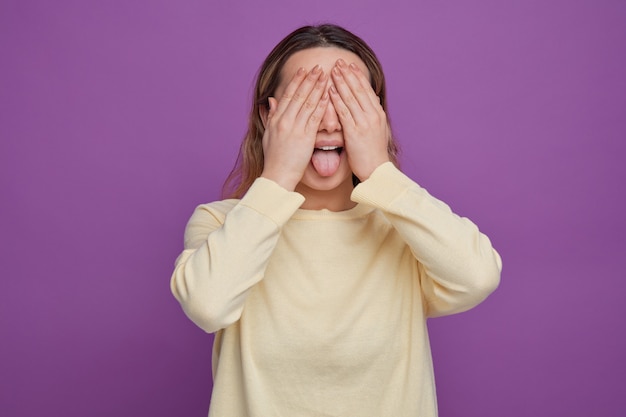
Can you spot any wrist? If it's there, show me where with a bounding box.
[354,157,390,182]
[260,169,300,191]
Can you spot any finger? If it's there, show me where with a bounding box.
[328,84,355,128]
[305,89,330,133]
[273,67,308,118]
[262,97,277,146]
[336,59,378,115]
[268,97,278,118]
[295,70,328,126]
[331,63,368,125]
[281,65,324,121]
[347,62,383,110]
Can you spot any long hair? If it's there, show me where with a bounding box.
[222,24,400,199]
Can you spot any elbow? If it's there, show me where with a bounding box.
[170,268,240,334]
[425,250,502,318]
[472,267,500,301]
[181,300,237,334]
[174,283,241,333]
[467,249,502,302]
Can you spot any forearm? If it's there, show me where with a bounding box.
[352,162,502,316]
[171,178,304,332]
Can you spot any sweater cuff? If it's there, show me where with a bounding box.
[239,177,305,226]
[351,162,418,209]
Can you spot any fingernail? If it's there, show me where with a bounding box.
[332,67,341,77]
[312,65,321,74]
[337,59,346,68]
[297,67,305,75]
[349,63,358,71]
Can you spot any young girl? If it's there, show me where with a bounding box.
[171,24,501,417]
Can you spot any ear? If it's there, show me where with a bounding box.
[260,97,277,129]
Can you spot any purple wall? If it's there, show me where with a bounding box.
[2,1,625,416]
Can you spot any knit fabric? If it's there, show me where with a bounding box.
[171,162,502,417]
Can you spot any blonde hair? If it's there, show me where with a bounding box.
[223,24,400,198]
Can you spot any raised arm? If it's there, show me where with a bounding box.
[171,66,329,333]
[352,163,502,317]
[170,179,304,333]
[331,59,500,317]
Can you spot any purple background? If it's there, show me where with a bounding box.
[2,1,625,416]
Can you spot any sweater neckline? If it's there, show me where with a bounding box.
[291,203,374,220]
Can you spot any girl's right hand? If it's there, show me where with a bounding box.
[260,65,329,191]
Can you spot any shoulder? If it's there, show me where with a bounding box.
[192,199,240,222]
[183,199,240,249]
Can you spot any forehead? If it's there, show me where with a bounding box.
[279,46,370,85]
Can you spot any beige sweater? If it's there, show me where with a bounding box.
[171,162,502,417]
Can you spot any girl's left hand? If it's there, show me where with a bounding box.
[329,59,390,181]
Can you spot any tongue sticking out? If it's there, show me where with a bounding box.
[311,149,341,177]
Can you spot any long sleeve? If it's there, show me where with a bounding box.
[351,162,502,317]
[170,177,304,333]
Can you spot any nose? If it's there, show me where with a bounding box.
[318,98,342,133]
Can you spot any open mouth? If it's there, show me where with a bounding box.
[315,146,344,155]
[311,146,344,177]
